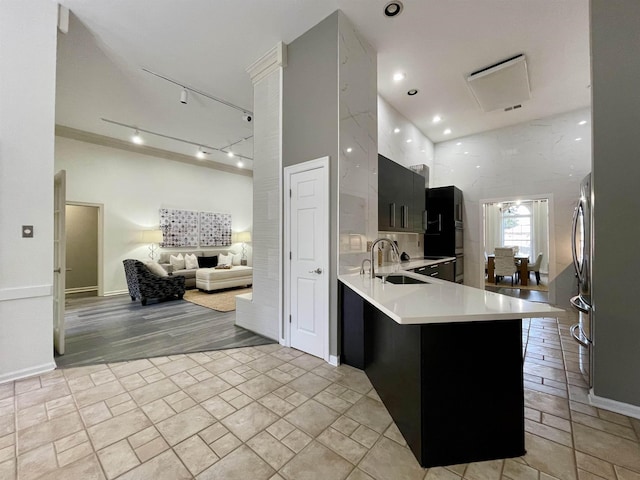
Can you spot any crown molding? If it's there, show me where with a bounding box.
[246,42,287,85]
[55,125,253,178]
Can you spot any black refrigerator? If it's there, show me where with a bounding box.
[424,186,464,283]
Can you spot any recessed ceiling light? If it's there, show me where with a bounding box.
[196,148,206,159]
[237,160,244,168]
[406,139,412,143]
[433,115,442,123]
[407,89,418,96]
[464,151,469,155]
[575,137,582,142]
[443,128,452,135]
[578,120,587,125]
[393,128,400,134]
[393,72,406,82]
[227,151,234,157]
[420,149,426,153]
[346,147,353,153]
[383,1,404,18]
[476,165,480,169]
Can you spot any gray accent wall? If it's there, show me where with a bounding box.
[283,11,377,357]
[591,0,640,407]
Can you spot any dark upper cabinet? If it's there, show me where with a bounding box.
[378,154,425,233]
[425,186,463,256]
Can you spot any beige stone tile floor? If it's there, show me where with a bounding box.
[1,315,639,479]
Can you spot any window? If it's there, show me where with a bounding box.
[501,203,532,257]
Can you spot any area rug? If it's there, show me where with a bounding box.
[183,288,252,312]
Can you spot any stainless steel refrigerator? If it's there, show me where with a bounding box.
[570,173,593,388]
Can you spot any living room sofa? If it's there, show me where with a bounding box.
[157,250,252,290]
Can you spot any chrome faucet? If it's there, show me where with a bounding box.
[370,237,400,279]
[360,258,372,276]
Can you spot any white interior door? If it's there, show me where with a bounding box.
[54,170,67,355]
[286,158,329,360]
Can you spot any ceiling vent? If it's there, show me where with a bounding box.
[466,54,531,113]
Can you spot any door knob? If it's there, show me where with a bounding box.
[309,268,323,274]
[54,268,61,273]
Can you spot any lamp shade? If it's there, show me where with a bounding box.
[141,229,163,243]
[236,231,252,243]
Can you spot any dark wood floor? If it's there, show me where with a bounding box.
[484,285,549,303]
[56,293,274,369]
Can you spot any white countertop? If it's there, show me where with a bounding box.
[339,271,564,325]
[376,256,456,275]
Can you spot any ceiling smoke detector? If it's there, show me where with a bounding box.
[383,1,403,17]
[466,54,531,113]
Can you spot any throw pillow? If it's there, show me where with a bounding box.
[198,256,218,268]
[170,253,185,271]
[145,261,168,277]
[232,253,242,266]
[184,253,199,270]
[218,253,231,266]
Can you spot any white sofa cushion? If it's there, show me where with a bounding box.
[170,253,185,271]
[145,261,168,277]
[184,253,199,269]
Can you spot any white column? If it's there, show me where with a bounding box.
[235,43,287,341]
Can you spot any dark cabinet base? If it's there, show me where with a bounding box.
[340,283,525,468]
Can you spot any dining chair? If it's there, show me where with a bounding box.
[494,247,518,285]
[527,252,543,285]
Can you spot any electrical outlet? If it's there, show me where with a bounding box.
[22,225,34,238]
[366,241,372,252]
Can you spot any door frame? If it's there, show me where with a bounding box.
[65,201,105,297]
[479,193,556,300]
[283,156,330,362]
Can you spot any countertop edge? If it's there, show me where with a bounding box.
[339,273,565,325]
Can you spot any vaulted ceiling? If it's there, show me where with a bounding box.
[56,0,590,170]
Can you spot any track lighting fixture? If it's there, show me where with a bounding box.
[196,148,207,159]
[132,129,143,145]
[102,118,254,162]
[180,88,188,105]
[142,68,253,117]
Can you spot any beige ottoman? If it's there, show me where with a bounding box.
[196,266,253,292]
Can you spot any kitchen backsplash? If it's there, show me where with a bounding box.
[377,232,424,262]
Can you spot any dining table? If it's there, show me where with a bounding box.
[487,254,530,286]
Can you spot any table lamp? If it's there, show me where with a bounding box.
[141,229,163,261]
[236,231,251,266]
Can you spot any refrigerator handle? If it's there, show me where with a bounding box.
[571,201,582,283]
[570,323,591,348]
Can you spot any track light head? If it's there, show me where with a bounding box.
[227,151,234,158]
[132,129,143,145]
[196,148,207,160]
[180,88,188,105]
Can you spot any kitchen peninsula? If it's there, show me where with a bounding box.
[339,270,563,468]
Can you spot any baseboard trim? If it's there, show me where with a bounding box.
[104,289,128,297]
[0,285,52,302]
[589,390,640,420]
[0,362,57,385]
[65,286,98,294]
[328,355,340,367]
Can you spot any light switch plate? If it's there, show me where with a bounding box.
[22,225,33,238]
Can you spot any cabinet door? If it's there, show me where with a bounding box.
[378,156,399,231]
[411,173,426,232]
[438,260,455,282]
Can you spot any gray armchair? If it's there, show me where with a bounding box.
[123,259,185,306]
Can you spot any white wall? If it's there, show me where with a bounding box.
[433,107,592,307]
[55,137,253,295]
[378,96,435,173]
[0,1,58,382]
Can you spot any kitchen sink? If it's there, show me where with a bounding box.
[376,274,429,285]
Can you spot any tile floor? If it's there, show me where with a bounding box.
[1,315,639,480]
